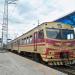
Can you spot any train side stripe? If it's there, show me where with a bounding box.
[14,43,45,47]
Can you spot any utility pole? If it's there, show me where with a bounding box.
[2,0,17,49]
[38,20,39,26]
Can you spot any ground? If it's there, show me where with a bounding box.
[0,51,67,75]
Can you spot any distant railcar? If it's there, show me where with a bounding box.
[7,22,75,65]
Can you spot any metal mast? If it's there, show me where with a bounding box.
[2,0,17,49]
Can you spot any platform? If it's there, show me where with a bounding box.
[0,51,67,75]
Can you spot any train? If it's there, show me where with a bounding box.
[7,22,75,65]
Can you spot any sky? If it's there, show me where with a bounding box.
[0,0,75,40]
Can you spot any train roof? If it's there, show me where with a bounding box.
[9,22,74,43]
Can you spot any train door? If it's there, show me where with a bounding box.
[17,40,20,52]
[34,32,38,51]
[33,30,44,51]
[33,31,44,62]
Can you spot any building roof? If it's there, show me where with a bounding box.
[54,11,75,26]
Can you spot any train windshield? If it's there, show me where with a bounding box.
[46,28,75,40]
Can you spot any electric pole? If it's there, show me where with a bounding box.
[2,0,17,49]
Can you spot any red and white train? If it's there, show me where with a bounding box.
[7,22,75,65]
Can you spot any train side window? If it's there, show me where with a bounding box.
[17,40,20,45]
[38,30,44,39]
[17,39,22,45]
[27,37,29,44]
[22,39,24,45]
[19,40,21,45]
[23,38,26,44]
[15,41,17,45]
[20,39,23,45]
[29,36,32,44]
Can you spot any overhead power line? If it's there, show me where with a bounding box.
[2,0,18,49]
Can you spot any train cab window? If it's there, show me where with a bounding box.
[46,28,75,40]
[62,29,75,40]
[38,30,44,39]
[67,34,74,39]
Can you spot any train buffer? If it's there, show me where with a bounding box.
[0,50,67,75]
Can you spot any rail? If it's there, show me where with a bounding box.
[51,65,75,75]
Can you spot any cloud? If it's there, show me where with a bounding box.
[0,0,75,40]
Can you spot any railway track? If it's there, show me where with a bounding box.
[51,65,75,75]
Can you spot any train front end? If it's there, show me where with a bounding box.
[43,23,75,65]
